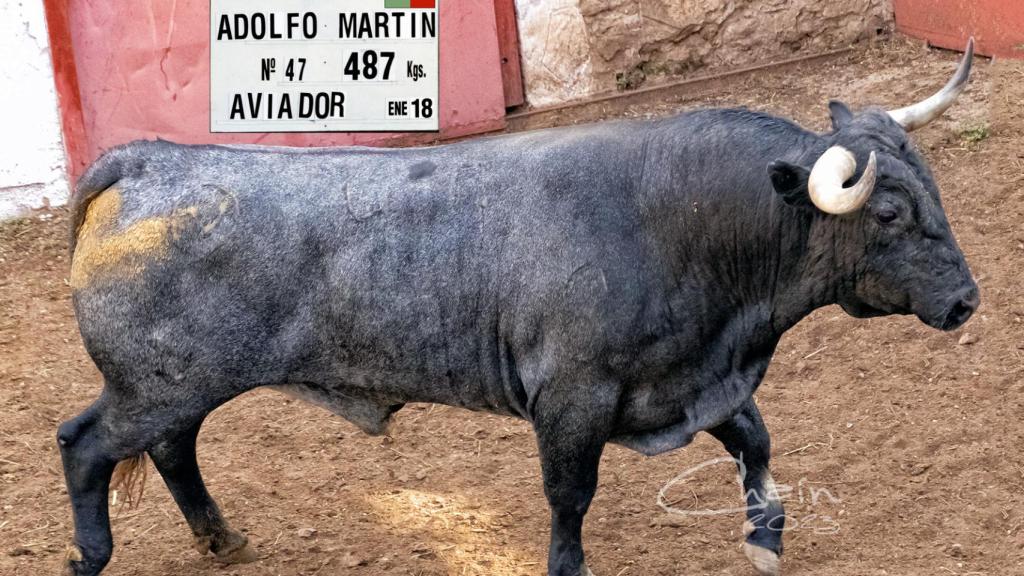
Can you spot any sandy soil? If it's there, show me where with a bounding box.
[1,37,1022,576]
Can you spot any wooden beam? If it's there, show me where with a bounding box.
[493,0,525,109]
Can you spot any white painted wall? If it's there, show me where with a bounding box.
[0,0,69,220]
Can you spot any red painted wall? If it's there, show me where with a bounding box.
[52,1,508,183]
[894,0,1024,59]
[42,0,88,185]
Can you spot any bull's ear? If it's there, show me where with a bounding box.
[828,100,854,131]
[768,160,813,208]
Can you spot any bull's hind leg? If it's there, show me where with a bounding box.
[58,380,245,575]
[59,393,185,576]
[148,422,257,564]
[58,402,119,576]
[709,398,783,576]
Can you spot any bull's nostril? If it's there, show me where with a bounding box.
[963,288,981,310]
[943,298,976,330]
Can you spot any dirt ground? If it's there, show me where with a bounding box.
[2,37,1023,576]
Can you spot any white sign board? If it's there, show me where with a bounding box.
[210,0,439,133]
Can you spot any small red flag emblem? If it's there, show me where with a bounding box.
[385,0,435,8]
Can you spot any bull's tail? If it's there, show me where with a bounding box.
[68,140,165,257]
[110,453,149,510]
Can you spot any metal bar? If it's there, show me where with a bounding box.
[507,47,855,121]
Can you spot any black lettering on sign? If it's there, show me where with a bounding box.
[250,14,266,39]
[230,92,345,120]
[421,13,436,38]
[247,93,262,118]
[414,13,435,38]
[339,12,416,39]
[217,14,235,40]
[278,93,293,119]
[229,94,244,119]
[216,12,318,41]
[299,92,346,119]
[284,12,316,39]
[339,13,367,38]
[301,12,317,38]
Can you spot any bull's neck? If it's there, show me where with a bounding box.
[760,206,843,333]
[639,132,840,339]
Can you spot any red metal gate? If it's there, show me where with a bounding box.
[45,1,521,183]
[894,0,1024,59]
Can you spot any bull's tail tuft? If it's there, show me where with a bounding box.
[110,453,149,510]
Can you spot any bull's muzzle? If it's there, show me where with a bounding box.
[938,285,980,331]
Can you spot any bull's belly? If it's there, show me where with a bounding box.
[276,374,705,453]
[610,421,699,456]
[272,365,526,435]
[271,383,404,436]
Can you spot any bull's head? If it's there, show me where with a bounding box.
[769,39,979,331]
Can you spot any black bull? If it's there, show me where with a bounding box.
[60,89,977,576]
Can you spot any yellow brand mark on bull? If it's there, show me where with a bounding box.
[70,189,202,289]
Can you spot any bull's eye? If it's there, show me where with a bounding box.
[876,208,899,224]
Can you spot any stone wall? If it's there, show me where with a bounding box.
[517,0,893,107]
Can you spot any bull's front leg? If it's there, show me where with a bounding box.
[708,398,783,576]
[532,383,618,576]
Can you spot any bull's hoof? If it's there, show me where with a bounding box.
[743,520,757,537]
[195,533,259,564]
[193,535,213,556]
[64,544,84,563]
[62,546,83,576]
[742,542,780,576]
[213,541,258,564]
[63,545,107,576]
[581,563,596,576]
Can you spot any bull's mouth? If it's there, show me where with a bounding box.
[839,299,902,319]
[842,289,978,332]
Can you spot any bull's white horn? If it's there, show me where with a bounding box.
[808,146,877,215]
[888,37,974,131]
